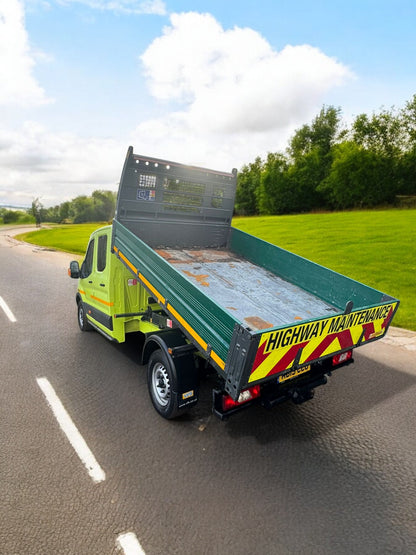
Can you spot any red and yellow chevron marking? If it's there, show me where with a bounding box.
[248,302,398,383]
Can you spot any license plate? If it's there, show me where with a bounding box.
[278,365,311,383]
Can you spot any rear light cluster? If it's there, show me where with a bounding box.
[332,350,353,366]
[222,385,261,412]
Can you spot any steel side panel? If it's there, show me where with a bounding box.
[229,227,394,309]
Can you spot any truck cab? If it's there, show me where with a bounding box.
[69,225,160,343]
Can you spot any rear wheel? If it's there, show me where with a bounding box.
[77,301,92,332]
[147,349,181,419]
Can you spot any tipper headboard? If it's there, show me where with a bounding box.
[115,146,237,248]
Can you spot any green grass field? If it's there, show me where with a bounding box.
[233,210,415,331]
[14,209,415,330]
[15,223,108,255]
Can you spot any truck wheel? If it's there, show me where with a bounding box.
[147,349,181,419]
[78,301,92,332]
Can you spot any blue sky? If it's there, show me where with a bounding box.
[1,0,415,207]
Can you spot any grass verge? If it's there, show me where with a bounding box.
[15,223,107,255]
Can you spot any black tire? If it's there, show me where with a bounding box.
[77,301,92,332]
[147,349,182,419]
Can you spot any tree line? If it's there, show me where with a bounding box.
[0,190,117,225]
[235,95,416,215]
[40,190,118,224]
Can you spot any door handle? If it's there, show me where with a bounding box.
[100,283,105,287]
[88,280,93,283]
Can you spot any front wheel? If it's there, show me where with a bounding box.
[147,349,181,419]
[78,301,92,332]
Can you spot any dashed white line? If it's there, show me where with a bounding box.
[36,377,106,483]
[0,295,17,322]
[116,532,146,555]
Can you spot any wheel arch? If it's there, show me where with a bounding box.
[141,329,188,366]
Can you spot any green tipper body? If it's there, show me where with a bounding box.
[76,147,399,400]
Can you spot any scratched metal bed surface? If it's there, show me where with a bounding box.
[156,248,339,331]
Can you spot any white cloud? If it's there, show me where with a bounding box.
[141,12,352,133]
[0,1,125,207]
[136,12,353,168]
[0,7,354,207]
[0,122,124,206]
[56,0,167,15]
[0,0,50,106]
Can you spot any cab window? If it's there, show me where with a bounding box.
[81,239,94,278]
[97,235,107,272]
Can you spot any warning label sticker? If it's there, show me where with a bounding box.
[137,189,156,201]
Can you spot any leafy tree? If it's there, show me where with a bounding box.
[59,201,71,222]
[1,208,35,224]
[72,195,95,223]
[318,142,396,208]
[287,149,327,211]
[2,209,20,224]
[352,108,404,158]
[398,150,416,195]
[398,95,416,195]
[92,190,117,221]
[258,152,290,214]
[286,106,343,211]
[44,205,60,223]
[30,198,43,226]
[351,107,407,198]
[68,190,116,223]
[288,106,343,161]
[235,157,263,215]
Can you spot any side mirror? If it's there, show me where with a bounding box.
[68,260,80,279]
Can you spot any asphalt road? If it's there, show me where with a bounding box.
[1,227,415,555]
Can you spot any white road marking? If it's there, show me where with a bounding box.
[116,532,146,555]
[36,377,106,483]
[0,295,17,322]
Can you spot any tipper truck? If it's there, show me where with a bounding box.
[68,146,399,419]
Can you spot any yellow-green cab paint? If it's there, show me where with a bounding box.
[78,226,160,342]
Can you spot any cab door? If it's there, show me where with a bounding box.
[80,229,113,332]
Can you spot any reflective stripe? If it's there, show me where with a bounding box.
[167,303,225,370]
[90,295,114,307]
[211,350,225,371]
[167,303,208,351]
[138,272,165,305]
[115,247,138,275]
[114,246,166,305]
